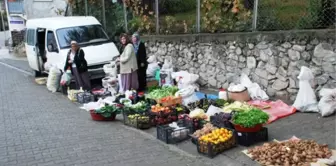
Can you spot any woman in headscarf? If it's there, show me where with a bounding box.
[63,41,91,90]
[132,32,147,92]
[119,33,139,92]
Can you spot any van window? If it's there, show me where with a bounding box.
[46,31,58,52]
[27,29,35,46]
[56,24,109,49]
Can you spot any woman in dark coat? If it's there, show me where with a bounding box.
[63,41,91,90]
[132,32,148,92]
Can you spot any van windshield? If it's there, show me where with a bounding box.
[56,24,109,49]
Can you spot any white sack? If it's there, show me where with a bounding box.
[162,56,173,69]
[240,74,269,101]
[206,105,223,121]
[175,85,199,105]
[318,88,336,117]
[46,66,62,93]
[172,71,200,91]
[103,61,118,77]
[147,55,157,63]
[147,63,160,77]
[293,66,319,112]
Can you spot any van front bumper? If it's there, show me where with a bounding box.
[87,63,109,79]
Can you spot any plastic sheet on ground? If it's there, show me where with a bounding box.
[248,100,296,124]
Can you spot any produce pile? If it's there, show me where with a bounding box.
[94,105,121,117]
[247,140,333,166]
[232,108,269,128]
[210,112,233,129]
[199,128,233,144]
[151,104,172,114]
[146,86,179,100]
[223,101,253,113]
[126,114,151,129]
[198,128,236,155]
[128,101,148,113]
[150,104,177,125]
[192,123,217,138]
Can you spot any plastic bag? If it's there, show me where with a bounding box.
[103,61,117,77]
[240,74,269,101]
[147,55,157,63]
[175,86,199,105]
[162,56,173,70]
[206,105,223,121]
[46,66,62,92]
[68,87,84,102]
[189,108,206,119]
[172,71,200,91]
[80,98,105,111]
[159,69,173,86]
[318,88,336,117]
[118,74,124,93]
[147,63,160,77]
[60,71,71,86]
[293,66,319,112]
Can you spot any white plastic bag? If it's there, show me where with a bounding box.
[159,69,173,86]
[60,71,71,86]
[118,74,124,93]
[46,66,62,92]
[318,88,336,117]
[175,86,199,105]
[172,71,200,91]
[162,56,173,69]
[147,55,157,63]
[80,98,105,111]
[206,105,223,121]
[293,66,319,112]
[240,74,269,101]
[103,61,117,77]
[147,63,160,77]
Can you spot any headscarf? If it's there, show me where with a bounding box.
[132,32,140,55]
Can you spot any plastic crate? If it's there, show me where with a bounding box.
[190,135,198,145]
[123,112,151,129]
[179,115,207,133]
[76,92,95,104]
[157,124,191,144]
[187,98,216,111]
[156,96,182,107]
[236,127,268,146]
[149,108,178,126]
[196,128,237,158]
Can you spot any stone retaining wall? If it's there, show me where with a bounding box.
[142,29,336,102]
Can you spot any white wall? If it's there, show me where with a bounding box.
[24,0,68,19]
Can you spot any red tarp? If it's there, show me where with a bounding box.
[248,100,297,124]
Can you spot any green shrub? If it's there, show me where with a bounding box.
[159,0,196,14]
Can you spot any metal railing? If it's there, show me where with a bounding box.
[70,0,336,36]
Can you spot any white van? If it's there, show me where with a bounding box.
[25,16,119,79]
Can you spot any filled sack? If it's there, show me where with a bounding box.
[46,66,62,92]
[318,88,336,117]
[293,66,319,112]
